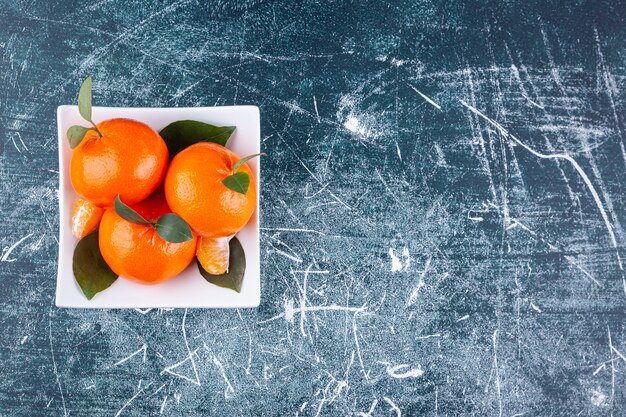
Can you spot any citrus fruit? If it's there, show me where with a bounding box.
[196,236,231,274]
[98,192,197,284]
[71,198,104,239]
[70,118,168,207]
[164,142,256,238]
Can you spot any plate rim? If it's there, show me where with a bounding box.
[55,105,261,309]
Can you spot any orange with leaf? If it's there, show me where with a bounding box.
[67,77,168,207]
[70,118,168,207]
[99,193,197,284]
[165,143,262,275]
[67,76,262,300]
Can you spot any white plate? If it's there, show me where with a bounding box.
[56,105,261,308]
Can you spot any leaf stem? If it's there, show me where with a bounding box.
[232,152,266,174]
[90,121,103,138]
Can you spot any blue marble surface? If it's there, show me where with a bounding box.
[1,0,626,415]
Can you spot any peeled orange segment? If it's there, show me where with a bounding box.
[196,236,232,275]
[71,198,104,239]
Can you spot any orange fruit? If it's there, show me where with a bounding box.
[98,192,198,284]
[164,142,256,238]
[70,118,168,207]
[196,236,231,274]
[71,198,104,239]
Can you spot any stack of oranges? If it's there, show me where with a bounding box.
[69,79,257,288]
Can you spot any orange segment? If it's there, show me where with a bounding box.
[196,236,231,274]
[71,198,104,239]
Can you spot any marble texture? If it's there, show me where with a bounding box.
[0,0,625,415]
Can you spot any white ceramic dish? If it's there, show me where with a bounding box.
[56,105,261,308]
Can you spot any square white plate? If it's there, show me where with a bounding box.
[56,105,261,308]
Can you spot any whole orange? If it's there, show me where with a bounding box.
[98,192,198,284]
[70,118,168,207]
[164,142,256,238]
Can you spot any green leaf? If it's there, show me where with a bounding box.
[233,152,266,173]
[72,231,118,300]
[114,195,150,225]
[67,125,91,149]
[222,171,250,195]
[159,120,236,158]
[78,76,93,122]
[155,213,193,243]
[197,237,246,292]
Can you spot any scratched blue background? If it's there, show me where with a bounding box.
[1,0,626,416]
